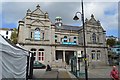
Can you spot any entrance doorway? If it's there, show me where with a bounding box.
[56,50,63,62]
[65,51,74,65]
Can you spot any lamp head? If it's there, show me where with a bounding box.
[73,15,79,20]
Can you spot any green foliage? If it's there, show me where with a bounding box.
[116,41,120,45]
[10,28,18,44]
[106,39,116,47]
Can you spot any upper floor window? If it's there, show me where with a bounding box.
[34,28,40,40]
[6,31,8,35]
[6,36,8,39]
[42,33,44,40]
[55,35,57,39]
[74,37,76,39]
[92,33,96,43]
[74,41,76,43]
[117,49,120,51]
[31,32,32,38]
[73,36,77,43]
[55,35,57,42]
[64,36,67,42]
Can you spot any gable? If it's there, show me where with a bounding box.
[31,5,44,15]
[87,14,100,26]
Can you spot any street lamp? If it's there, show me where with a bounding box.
[73,0,88,80]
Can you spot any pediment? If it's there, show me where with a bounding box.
[31,20,45,26]
[87,14,100,26]
[32,8,44,15]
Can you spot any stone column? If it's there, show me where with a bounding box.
[63,50,65,62]
[63,50,66,68]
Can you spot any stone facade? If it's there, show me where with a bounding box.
[18,5,108,67]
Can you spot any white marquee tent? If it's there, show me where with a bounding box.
[0,35,29,79]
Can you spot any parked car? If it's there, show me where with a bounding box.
[33,61,46,69]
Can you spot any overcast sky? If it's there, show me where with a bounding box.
[0,0,119,37]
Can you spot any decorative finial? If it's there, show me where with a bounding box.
[85,18,88,22]
[36,4,40,9]
[97,20,101,26]
[91,14,94,18]
[27,9,31,12]
[45,12,48,14]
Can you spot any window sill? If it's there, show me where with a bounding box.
[25,38,49,41]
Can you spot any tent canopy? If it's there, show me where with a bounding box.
[0,35,29,79]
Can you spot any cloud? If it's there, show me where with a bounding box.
[1,0,120,2]
[1,2,119,37]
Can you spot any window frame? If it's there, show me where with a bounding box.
[38,49,45,62]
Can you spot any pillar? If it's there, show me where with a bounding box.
[63,50,65,62]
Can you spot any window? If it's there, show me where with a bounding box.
[69,38,71,42]
[97,53,100,60]
[55,35,57,43]
[92,33,96,43]
[97,50,100,52]
[73,36,77,43]
[6,36,8,39]
[42,33,44,40]
[91,53,95,60]
[31,32,32,38]
[74,41,76,43]
[91,50,95,52]
[34,28,40,40]
[55,40,57,43]
[6,31,8,35]
[31,48,37,61]
[64,36,67,42]
[38,49,44,61]
[74,37,76,39]
[117,49,120,51]
[55,35,57,38]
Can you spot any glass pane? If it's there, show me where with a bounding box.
[42,57,44,61]
[39,49,44,51]
[34,53,36,56]
[42,52,44,56]
[39,53,41,56]
[39,57,41,60]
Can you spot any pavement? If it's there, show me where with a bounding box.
[88,65,119,78]
[33,65,119,79]
[33,68,76,79]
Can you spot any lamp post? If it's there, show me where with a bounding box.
[73,0,88,80]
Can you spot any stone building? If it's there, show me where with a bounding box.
[18,5,108,67]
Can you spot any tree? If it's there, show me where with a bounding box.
[116,41,120,45]
[10,28,18,44]
[106,39,116,47]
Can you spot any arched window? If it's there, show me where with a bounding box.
[92,33,96,43]
[38,49,44,61]
[91,53,95,60]
[64,36,67,42]
[30,48,37,61]
[55,35,57,43]
[73,36,77,43]
[34,28,40,40]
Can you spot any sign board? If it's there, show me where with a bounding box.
[62,42,77,45]
[77,51,82,57]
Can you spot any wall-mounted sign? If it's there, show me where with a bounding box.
[62,42,77,45]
